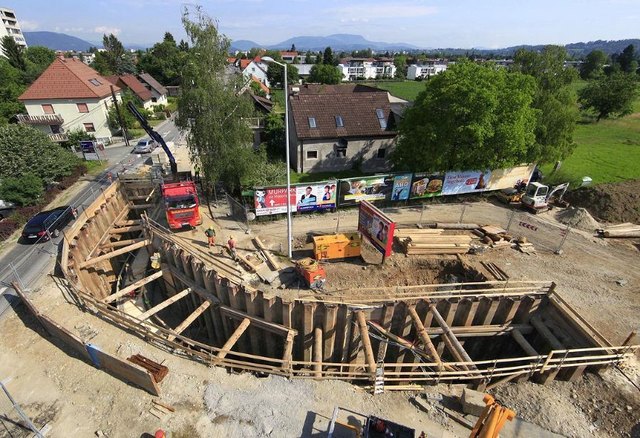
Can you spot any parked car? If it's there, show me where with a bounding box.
[21,206,73,243]
[0,200,15,219]
[133,138,157,154]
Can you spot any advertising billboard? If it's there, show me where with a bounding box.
[390,174,412,201]
[337,174,412,206]
[409,173,444,199]
[441,170,492,195]
[254,181,337,216]
[358,200,396,257]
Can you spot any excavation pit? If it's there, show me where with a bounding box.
[58,179,637,391]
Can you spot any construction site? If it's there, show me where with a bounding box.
[1,172,639,438]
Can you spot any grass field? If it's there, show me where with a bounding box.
[365,80,427,101]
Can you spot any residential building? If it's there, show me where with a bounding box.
[406,61,448,80]
[0,7,27,50]
[137,73,168,106]
[80,52,96,65]
[18,57,120,143]
[337,58,396,81]
[241,59,270,88]
[280,51,298,63]
[294,63,315,80]
[105,74,154,109]
[288,84,401,173]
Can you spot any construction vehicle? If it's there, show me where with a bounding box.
[127,102,202,230]
[312,233,362,260]
[327,406,415,438]
[521,182,569,213]
[469,394,516,438]
[295,257,326,290]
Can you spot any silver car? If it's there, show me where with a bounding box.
[133,138,157,154]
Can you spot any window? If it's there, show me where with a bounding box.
[151,97,157,103]
[377,148,386,159]
[306,150,318,160]
[375,108,387,129]
[336,139,348,158]
[83,123,96,133]
[308,117,316,128]
[77,103,89,113]
[42,104,54,114]
[335,115,344,127]
[50,125,61,134]
[88,78,102,86]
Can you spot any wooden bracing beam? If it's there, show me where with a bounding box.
[216,318,251,360]
[530,315,564,350]
[512,329,539,356]
[282,331,295,372]
[314,327,323,379]
[102,270,164,303]
[100,238,146,250]
[167,300,211,342]
[428,302,475,369]
[114,219,142,227]
[218,304,293,337]
[78,239,150,269]
[86,207,131,259]
[109,225,144,234]
[138,288,192,321]
[407,305,443,370]
[355,311,376,374]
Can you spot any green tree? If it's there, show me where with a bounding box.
[580,50,607,80]
[266,62,299,87]
[394,61,538,172]
[263,112,285,160]
[102,33,126,74]
[137,32,186,85]
[249,81,266,98]
[393,55,407,79]
[0,173,44,206]
[0,125,80,184]
[304,51,313,63]
[578,72,639,121]
[323,46,334,65]
[315,51,323,65]
[0,59,26,125]
[62,129,96,149]
[308,64,343,84]
[107,90,140,131]
[177,6,262,194]
[511,46,578,163]
[1,36,26,71]
[618,44,638,74]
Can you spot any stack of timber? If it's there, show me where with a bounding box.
[480,261,510,281]
[597,223,640,238]
[472,225,515,250]
[515,237,536,254]
[395,228,472,255]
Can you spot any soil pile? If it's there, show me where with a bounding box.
[555,207,600,231]
[565,179,640,224]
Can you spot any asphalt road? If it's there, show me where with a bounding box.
[0,119,182,315]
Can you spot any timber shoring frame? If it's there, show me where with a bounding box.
[56,180,640,390]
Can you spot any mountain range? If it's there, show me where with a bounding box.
[22,31,639,58]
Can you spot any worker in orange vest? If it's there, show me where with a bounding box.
[227,236,237,261]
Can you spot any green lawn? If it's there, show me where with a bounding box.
[85,160,107,175]
[365,81,427,101]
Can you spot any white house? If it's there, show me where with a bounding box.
[242,59,270,88]
[0,7,27,51]
[18,57,120,143]
[137,73,168,106]
[407,61,448,80]
[106,74,155,110]
[337,58,396,81]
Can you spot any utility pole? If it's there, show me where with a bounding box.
[111,85,130,148]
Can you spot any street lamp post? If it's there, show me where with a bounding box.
[262,57,293,258]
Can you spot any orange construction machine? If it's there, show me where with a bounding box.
[312,233,361,261]
[295,258,326,290]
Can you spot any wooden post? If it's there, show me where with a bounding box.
[78,239,150,269]
[429,302,474,369]
[323,305,338,363]
[407,305,443,370]
[102,270,164,303]
[216,318,251,360]
[623,331,637,346]
[356,311,376,374]
[282,331,295,375]
[530,316,564,350]
[314,327,323,379]
[167,300,211,342]
[511,329,538,356]
[138,288,191,321]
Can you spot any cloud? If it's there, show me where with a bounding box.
[20,20,39,31]
[64,27,85,33]
[331,3,437,20]
[94,26,121,35]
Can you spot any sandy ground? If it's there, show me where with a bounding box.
[1,199,639,437]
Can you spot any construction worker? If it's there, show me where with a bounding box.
[204,225,216,249]
[227,235,237,261]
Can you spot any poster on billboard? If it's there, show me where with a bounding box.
[358,200,396,257]
[390,174,412,201]
[441,170,492,195]
[338,176,390,206]
[254,181,337,216]
[409,173,444,199]
[486,164,536,191]
[295,181,337,212]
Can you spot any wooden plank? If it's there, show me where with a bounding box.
[130,204,154,210]
[218,305,294,337]
[102,270,164,303]
[139,288,192,321]
[216,318,251,360]
[429,302,474,368]
[167,300,211,342]
[93,349,160,396]
[115,219,142,226]
[254,237,281,271]
[109,225,143,234]
[531,316,564,350]
[78,239,150,269]
[512,329,539,356]
[100,238,145,250]
[407,305,443,370]
[355,311,376,374]
[314,327,323,379]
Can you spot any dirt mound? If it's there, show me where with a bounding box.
[565,179,640,224]
[555,207,600,231]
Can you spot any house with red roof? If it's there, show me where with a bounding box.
[137,73,168,107]
[17,57,121,143]
[105,74,154,109]
[240,58,270,89]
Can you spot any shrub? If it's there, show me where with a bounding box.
[0,173,44,206]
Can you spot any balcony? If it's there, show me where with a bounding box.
[244,117,265,129]
[16,114,65,125]
[48,133,69,143]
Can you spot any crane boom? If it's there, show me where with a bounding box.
[126,101,177,176]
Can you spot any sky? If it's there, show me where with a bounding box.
[6,0,640,49]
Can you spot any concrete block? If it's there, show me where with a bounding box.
[461,388,487,416]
